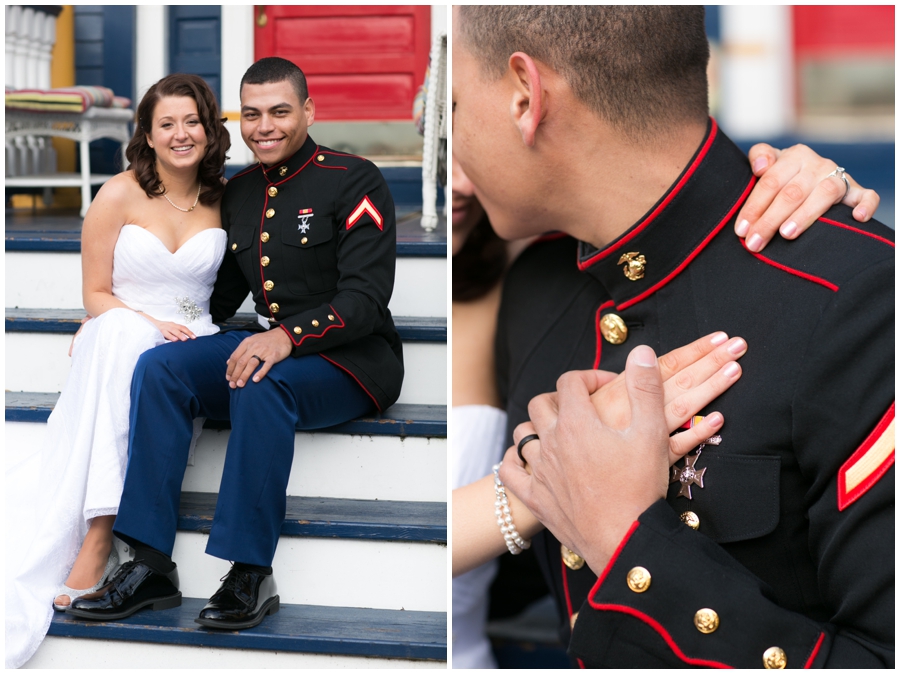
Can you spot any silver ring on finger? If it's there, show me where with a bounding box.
[517,433,540,466]
[826,166,850,201]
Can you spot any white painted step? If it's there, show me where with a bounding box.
[5,332,447,405]
[6,251,447,318]
[6,422,446,503]
[26,638,445,669]
[166,532,446,611]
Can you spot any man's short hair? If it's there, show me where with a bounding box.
[458,6,710,140]
[241,57,309,103]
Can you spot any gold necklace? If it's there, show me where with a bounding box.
[161,182,201,212]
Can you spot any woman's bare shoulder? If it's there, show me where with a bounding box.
[84,172,149,234]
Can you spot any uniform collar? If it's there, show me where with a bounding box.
[260,134,318,185]
[577,119,755,310]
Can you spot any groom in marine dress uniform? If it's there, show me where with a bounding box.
[453,6,894,668]
[68,58,404,628]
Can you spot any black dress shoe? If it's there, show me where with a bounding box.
[67,560,181,620]
[195,564,279,629]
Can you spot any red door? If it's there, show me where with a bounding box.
[254,5,431,121]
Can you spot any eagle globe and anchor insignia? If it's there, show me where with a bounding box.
[617,251,646,281]
[670,415,722,499]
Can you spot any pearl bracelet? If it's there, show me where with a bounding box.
[493,462,531,554]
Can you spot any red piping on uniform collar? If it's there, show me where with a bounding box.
[818,217,895,248]
[263,146,318,187]
[578,119,719,271]
[615,175,756,311]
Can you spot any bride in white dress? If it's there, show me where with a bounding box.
[6,74,230,668]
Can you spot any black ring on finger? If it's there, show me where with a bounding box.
[251,355,265,364]
[517,433,540,465]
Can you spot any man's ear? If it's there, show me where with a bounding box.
[508,52,543,148]
[304,97,316,128]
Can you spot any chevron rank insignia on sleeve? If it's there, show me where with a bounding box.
[347,195,383,231]
[837,402,895,511]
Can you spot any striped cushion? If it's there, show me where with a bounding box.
[5,86,131,113]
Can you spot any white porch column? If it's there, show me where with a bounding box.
[134,5,167,103]
[718,6,794,139]
[221,5,254,166]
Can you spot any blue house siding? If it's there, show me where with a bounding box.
[169,6,222,106]
[74,5,135,177]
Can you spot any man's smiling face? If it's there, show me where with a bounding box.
[240,79,314,166]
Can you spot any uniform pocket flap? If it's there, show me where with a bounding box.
[669,453,780,544]
[229,227,254,254]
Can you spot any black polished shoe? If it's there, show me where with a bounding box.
[195,564,279,629]
[67,560,181,620]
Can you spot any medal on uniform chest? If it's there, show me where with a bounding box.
[298,208,314,233]
[670,415,721,499]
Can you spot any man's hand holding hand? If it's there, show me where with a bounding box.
[226,328,293,387]
[500,345,674,576]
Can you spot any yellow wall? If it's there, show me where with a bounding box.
[51,6,79,208]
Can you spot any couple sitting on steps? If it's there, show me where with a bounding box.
[6,57,403,669]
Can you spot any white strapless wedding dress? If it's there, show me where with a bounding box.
[451,404,508,669]
[5,225,226,668]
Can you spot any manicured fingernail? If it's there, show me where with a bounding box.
[723,362,740,378]
[710,332,728,345]
[632,345,657,367]
[855,206,867,220]
[780,221,798,238]
[746,233,763,252]
[727,338,747,355]
[253,376,260,382]
[735,219,750,237]
[706,412,724,427]
[229,382,236,388]
[752,156,768,173]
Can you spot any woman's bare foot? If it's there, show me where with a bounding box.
[54,515,115,607]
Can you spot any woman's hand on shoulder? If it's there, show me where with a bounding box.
[735,143,880,253]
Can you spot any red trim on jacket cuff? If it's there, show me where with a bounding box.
[818,217,895,248]
[804,632,826,668]
[285,305,345,347]
[588,520,640,596]
[617,176,755,311]
[585,603,733,668]
[578,118,718,270]
[592,300,616,369]
[837,402,895,511]
[318,353,381,411]
[740,240,839,292]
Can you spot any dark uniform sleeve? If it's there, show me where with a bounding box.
[569,259,894,668]
[276,160,396,357]
[209,235,251,324]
